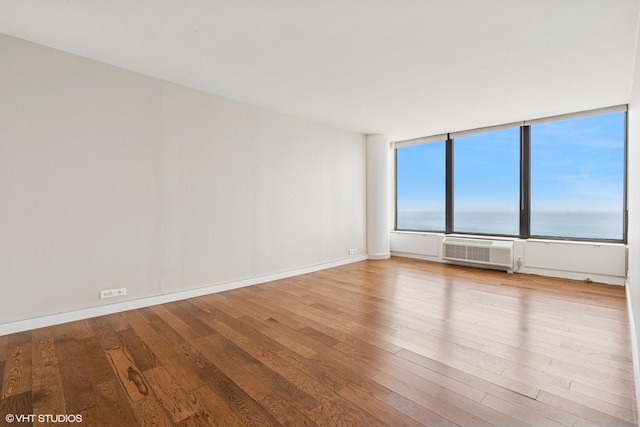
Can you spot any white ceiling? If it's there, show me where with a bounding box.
[1,0,639,140]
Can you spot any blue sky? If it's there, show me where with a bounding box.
[531,112,624,212]
[397,111,625,214]
[454,127,519,211]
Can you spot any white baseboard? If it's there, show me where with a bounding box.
[626,281,640,419]
[0,254,368,336]
[391,251,625,286]
[368,252,391,260]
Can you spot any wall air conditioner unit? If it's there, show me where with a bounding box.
[442,237,514,269]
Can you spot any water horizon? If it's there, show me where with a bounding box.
[396,209,623,240]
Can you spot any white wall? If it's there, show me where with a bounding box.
[391,232,627,285]
[0,34,366,329]
[626,15,640,416]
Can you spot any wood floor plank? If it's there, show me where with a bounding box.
[8,331,32,348]
[0,258,635,426]
[500,365,571,390]
[241,286,403,354]
[396,348,541,403]
[149,319,188,348]
[541,382,637,424]
[121,321,205,393]
[164,301,216,337]
[192,333,319,426]
[337,382,424,426]
[373,370,498,427]
[79,404,109,427]
[262,317,382,379]
[569,380,637,411]
[225,293,308,330]
[0,335,8,363]
[179,386,247,427]
[0,391,32,425]
[118,328,158,372]
[1,341,31,399]
[131,393,174,427]
[194,307,351,409]
[398,348,545,399]
[478,340,554,368]
[70,319,97,341]
[549,356,635,390]
[307,392,391,427]
[333,340,487,403]
[143,366,199,424]
[148,305,202,343]
[138,307,164,324]
[105,313,132,333]
[102,345,150,404]
[153,354,203,396]
[560,338,633,363]
[480,393,574,427]
[248,318,317,358]
[175,342,282,427]
[382,390,460,427]
[518,338,634,376]
[54,336,96,414]
[537,389,637,427]
[268,287,399,337]
[78,335,117,387]
[89,316,124,351]
[203,333,320,412]
[93,379,140,427]
[198,293,247,319]
[236,316,350,393]
[0,361,4,395]
[31,328,66,417]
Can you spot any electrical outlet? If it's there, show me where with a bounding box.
[100,288,127,299]
[348,248,358,254]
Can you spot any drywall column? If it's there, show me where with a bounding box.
[366,134,391,259]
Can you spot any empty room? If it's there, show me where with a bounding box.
[2,1,640,425]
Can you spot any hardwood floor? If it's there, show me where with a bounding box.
[0,257,636,426]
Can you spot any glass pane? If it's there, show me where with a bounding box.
[396,142,445,231]
[453,127,520,235]
[530,112,625,240]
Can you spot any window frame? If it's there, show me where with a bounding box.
[393,106,628,244]
[451,125,522,238]
[394,139,447,233]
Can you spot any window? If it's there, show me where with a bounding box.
[453,127,520,236]
[394,107,626,242]
[396,141,445,231]
[530,112,625,240]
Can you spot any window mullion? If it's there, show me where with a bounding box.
[445,135,453,234]
[520,126,531,238]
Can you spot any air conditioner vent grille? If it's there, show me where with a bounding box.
[444,244,491,262]
[442,237,513,269]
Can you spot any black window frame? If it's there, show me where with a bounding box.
[394,108,628,244]
[394,138,448,233]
